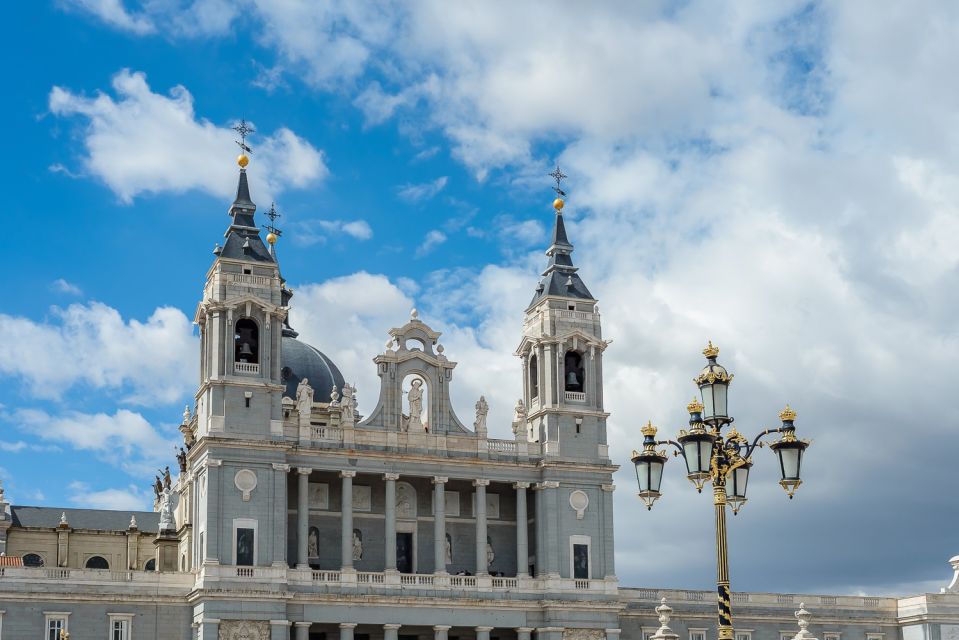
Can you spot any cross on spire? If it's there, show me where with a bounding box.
[265,202,283,238]
[549,165,568,197]
[233,119,255,154]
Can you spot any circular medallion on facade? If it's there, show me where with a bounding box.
[234,469,258,502]
[569,489,589,520]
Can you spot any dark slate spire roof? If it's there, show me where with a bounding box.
[218,168,275,263]
[528,208,594,308]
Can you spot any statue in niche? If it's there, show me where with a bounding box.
[445,532,452,565]
[158,485,175,532]
[341,383,355,424]
[308,527,319,558]
[296,378,314,417]
[407,379,424,430]
[486,535,495,569]
[352,528,363,560]
[473,396,489,433]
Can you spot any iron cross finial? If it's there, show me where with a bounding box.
[549,165,568,197]
[233,119,255,154]
[265,202,283,237]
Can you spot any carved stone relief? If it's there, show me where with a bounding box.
[396,482,416,519]
[432,490,460,517]
[563,630,604,640]
[308,483,329,510]
[471,492,501,519]
[352,485,372,512]
[219,620,269,640]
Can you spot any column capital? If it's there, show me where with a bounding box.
[433,626,453,632]
[513,481,531,489]
[476,627,494,633]
[297,467,312,475]
[206,458,223,468]
[294,622,312,628]
[516,629,536,634]
[536,480,560,490]
[272,463,291,472]
[340,623,358,630]
[601,484,616,492]
[432,476,448,484]
[384,473,400,481]
[383,624,402,631]
[473,479,490,487]
[340,470,357,479]
[270,620,293,627]
[604,630,622,637]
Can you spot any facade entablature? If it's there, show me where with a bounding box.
[515,332,609,358]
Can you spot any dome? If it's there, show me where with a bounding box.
[280,336,346,401]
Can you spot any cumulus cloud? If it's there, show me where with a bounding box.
[50,278,83,296]
[49,69,327,203]
[0,302,196,405]
[290,219,374,246]
[397,176,449,202]
[63,0,155,34]
[68,481,153,511]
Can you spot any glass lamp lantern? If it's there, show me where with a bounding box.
[695,341,733,423]
[725,460,751,514]
[768,405,809,498]
[632,421,669,510]
[677,399,716,491]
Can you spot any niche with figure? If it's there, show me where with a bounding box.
[234,318,259,364]
[564,350,585,392]
[401,374,429,432]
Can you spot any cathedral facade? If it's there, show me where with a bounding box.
[0,159,956,640]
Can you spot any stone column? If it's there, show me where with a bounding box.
[341,623,357,640]
[294,622,311,640]
[517,628,535,640]
[384,473,399,571]
[602,483,616,578]
[270,620,291,640]
[474,479,490,575]
[514,482,530,577]
[273,463,290,566]
[477,627,493,640]
[341,470,356,570]
[434,625,451,640]
[296,467,312,569]
[204,459,222,564]
[433,476,448,574]
[384,623,402,640]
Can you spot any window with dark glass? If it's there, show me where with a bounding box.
[529,354,539,398]
[22,552,44,567]
[573,543,589,579]
[236,527,255,566]
[85,555,109,569]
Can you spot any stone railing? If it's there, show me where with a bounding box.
[234,362,260,375]
[288,569,616,594]
[487,439,517,453]
[564,391,587,402]
[226,272,272,288]
[311,425,343,442]
[0,567,191,589]
[623,588,897,610]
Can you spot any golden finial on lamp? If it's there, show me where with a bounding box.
[703,341,720,359]
[641,420,658,437]
[779,404,797,421]
[687,397,704,414]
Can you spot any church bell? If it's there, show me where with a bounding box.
[238,342,254,358]
[566,370,580,386]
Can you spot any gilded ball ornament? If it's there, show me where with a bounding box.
[266,232,277,245]
[553,198,565,211]
[237,154,250,168]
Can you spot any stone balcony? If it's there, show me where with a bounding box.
[622,587,899,611]
[0,566,193,594]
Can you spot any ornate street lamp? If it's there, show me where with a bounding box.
[631,342,811,640]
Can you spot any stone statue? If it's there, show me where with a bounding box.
[0,480,4,503]
[59,512,68,526]
[295,378,314,417]
[445,532,452,565]
[512,399,527,436]
[408,379,424,430]
[330,384,340,405]
[176,447,187,473]
[162,466,172,490]
[158,486,175,532]
[650,598,678,640]
[153,475,163,497]
[308,527,319,558]
[473,396,489,433]
[182,404,191,424]
[352,528,363,560]
[486,536,495,568]
[129,515,138,530]
[341,383,355,424]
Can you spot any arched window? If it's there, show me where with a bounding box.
[529,354,539,399]
[564,350,585,392]
[22,553,44,567]
[144,558,156,571]
[85,555,109,569]
[234,318,259,364]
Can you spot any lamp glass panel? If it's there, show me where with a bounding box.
[714,383,728,417]
[635,459,649,492]
[683,441,707,474]
[726,465,749,499]
[649,459,665,493]
[779,446,801,480]
[701,386,715,419]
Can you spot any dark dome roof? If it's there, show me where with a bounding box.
[280,336,345,401]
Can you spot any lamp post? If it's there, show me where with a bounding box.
[631,342,810,640]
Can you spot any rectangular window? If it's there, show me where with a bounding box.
[736,632,752,640]
[690,631,706,640]
[823,634,841,640]
[236,527,255,566]
[45,617,66,640]
[781,633,795,640]
[111,618,130,640]
[572,543,589,579]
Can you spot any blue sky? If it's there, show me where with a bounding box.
[2,1,959,597]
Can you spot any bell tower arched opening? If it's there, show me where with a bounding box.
[529,353,539,400]
[564,349,584,393]
[234,318,259,364]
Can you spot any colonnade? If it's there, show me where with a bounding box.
[294,468,532,576]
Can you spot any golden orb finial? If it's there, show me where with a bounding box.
[703,340,720,358]
[553,197,565,211]
[641,420,658,437]
[779,405,797,421]
[237,154,249,168]
[687,397,704,414]
[266,232,277,245]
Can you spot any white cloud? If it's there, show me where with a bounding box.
[0,302,196,405]
[320,219,374,240]
[63,0,155,34]
[415,229,447,257]
[68,481,152,511]
[49,69,328,203]
[50,278,83,296]
[397,176,449,202]
[290,219,374,246]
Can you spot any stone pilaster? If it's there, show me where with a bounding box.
[474,479,490,575]
[297,467,312,569]
[272,463,290,567]
[341,470,356,570]
[433,476,448,574]
[384,473,399,572]
[514,482,530,577]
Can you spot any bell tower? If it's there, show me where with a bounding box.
[516,168,610,462]
[193,128,286,440]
